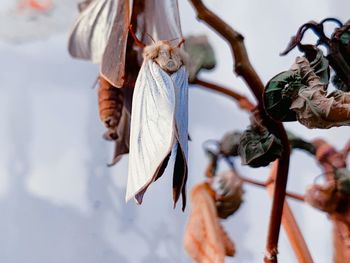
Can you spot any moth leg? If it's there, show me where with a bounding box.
[177,38,185,48]
[128,24,146,48]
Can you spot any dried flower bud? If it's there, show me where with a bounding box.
[184,35,216,82]
[219,131,242,157]
[305,182,339,213]
[214,170,244,219]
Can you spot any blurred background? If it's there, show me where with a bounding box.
[0,0,349,262]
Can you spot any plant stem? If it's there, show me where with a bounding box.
[267,162,313,263]
[193,78,255,111]
[188,1,290,261]
[238,175,304,202]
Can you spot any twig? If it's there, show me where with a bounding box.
[240,175,304,202]
[193,78,255,111]
[267,162,313,263]
[188,1,290,262]
[342,140,350,158]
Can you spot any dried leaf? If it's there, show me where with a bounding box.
[238,126,283,168]
[265,47,330,122]
[304,45,330,85]
[290,57,350,129]
[219,131,242,157]
[331,26,350,91]
[184,35,216,82]
[305,182,340,213]
[184,183,235,262]
[287,131,316,155]
[214,170,244,219]
[264,70,303,121]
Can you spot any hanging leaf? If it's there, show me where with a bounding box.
[331,25,350,91]
[184,35,216,82]
[290,57,350,129]
[238,126,283,168]
[302,45,330,85]
[184,183,235,261]
[264,70,304,121]
[287,131,316,155]
[265,47,330,123]
[281,18,350,91]
[214,170,244,219]
[219,131,242,157]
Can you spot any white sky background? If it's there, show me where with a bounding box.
[0,0,349,262]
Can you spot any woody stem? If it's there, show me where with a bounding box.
[193,78,255,111]
[188,1,291,262]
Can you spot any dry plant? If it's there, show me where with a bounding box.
[68,1,350,262]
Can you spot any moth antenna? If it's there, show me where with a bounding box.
[129,24,145,48]
[177,38,185,48]
[91,75,99,89]
[145,33,156,44]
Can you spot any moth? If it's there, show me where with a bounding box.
[126,28,189,210]
[69,0,188,206]
[68,0,131,87]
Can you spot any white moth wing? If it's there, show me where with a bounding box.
[143,0,182,43]
[100,0,131,87]
[126,60,188,204]
[68,0,118,63]
[172,65,188,161]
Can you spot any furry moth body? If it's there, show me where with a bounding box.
[127,40,189,210]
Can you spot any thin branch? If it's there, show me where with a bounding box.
[240,176,268,188]
[188,1,290,262]
[267,163,313,263]
[193,78,255,111]
[285,192,305,202]
[240,175,304,202]
[342,140,350,158]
